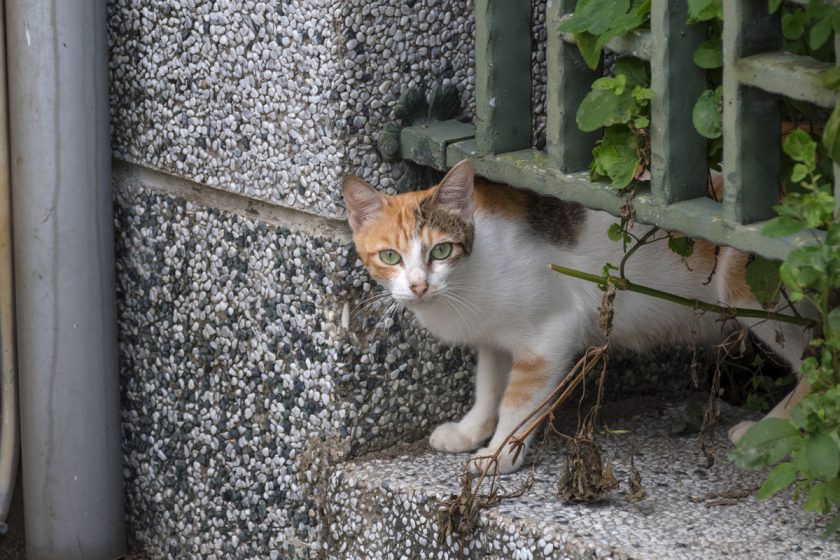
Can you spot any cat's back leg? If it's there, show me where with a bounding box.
[715,248,812,442]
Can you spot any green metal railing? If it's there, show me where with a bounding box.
[398,0,840,261]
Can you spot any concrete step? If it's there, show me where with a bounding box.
[324,398,840,559]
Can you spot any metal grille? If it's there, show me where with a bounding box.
[398,0,839,260]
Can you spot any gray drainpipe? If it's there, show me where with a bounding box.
[6,2,126,559]
[0,0,18,535]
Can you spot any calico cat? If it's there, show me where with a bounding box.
[342,160,810,474]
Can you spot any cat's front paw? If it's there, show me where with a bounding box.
[728,420,755,444]
[429,422,485,453]
[468,444,527,475]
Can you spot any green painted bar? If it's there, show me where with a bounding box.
[400,121,475,171]
[722,0,781,225]
[737,51,838,109]
[649,0,707,204]
[560,30,653,61]
[546,0,600,172]
[474,0,532,154]
[835,34,840,219]
[444,141,814,261]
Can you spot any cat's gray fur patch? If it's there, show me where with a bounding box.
[415,197,476,256]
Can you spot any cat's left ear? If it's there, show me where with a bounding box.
[435,159,475,221]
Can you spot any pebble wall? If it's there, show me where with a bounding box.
[108,0,549,556]
[115,184,474,557]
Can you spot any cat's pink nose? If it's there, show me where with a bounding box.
[410,281,428,297]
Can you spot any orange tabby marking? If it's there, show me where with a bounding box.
[721,249,753,304]
[474,180,528,218]
[502,357,548,408]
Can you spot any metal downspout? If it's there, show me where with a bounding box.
[5,2,126,559]
[0,0,18,534]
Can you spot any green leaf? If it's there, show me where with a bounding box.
[783,128,817,165]
[804,482,833,514]
[576,85,637,132]
[756,462,797,500]
[823,104,840,164]
[692,87,722,139]
[820,67,840,91]
[810,15,834,51]
[633,116,650,128]
[781,9,807,41]
[591,125,640,189]
[594,74,627,94]
[731,418,800,469]
[607,223,624,241]
[687,0,722,22]
[693,37,722,69]
[746,256,781,309]
[763,216,804,238]
[823,511,840,538]
[668,236,694,257]
[806,432,840,480]
[827,223,840,245]
[574,31,603,70]
[827,308,840,337]
[614,57,648,88]
[768,0,782,14]
[557,0,631,35]
[790,163,809,183]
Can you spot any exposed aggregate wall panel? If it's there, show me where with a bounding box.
[115,181,473,557]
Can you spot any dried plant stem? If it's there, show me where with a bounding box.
[550,264,814,328]
[466,345,609,498]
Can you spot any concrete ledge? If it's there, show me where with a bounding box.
[325,399,840,559]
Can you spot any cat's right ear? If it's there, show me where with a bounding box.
[342,176,385,233]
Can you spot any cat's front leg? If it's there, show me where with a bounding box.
[470,350,572,475]
[429,346,511,453]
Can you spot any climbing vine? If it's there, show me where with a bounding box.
[558,0,652,188]
[556,0,840,535]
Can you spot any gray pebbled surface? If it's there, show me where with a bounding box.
[325,399,840,559]
[108,0,478,216]
[114,183,474,557]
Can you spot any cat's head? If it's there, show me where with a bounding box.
[341,160,476,306]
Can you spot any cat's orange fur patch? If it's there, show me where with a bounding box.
[502,357,548,408]
[687,239,719,275]
[474,180,528,218]
[352,189,433,279]
[720,248,754,305]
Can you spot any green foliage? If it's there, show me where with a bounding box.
[693,37,722,69]
[687,1,723,166]
[607,223,632,244]
[667,236,694,258]
[558,0,651,70]
[823,104,840,163]
[692,86,723,140]
[577,58,652,189]
[687,0,722,23]
[745,256,782,309]
[734,127,840,536]
[591,126,641,188]
[567,0,840,532]
[772,0,840,57]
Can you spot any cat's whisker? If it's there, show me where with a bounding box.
[442,289,482,318]
[440,293,474,329]
[351,292,393,319]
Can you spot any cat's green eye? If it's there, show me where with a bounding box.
[379,249,402,265]
[430,242,453,260]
